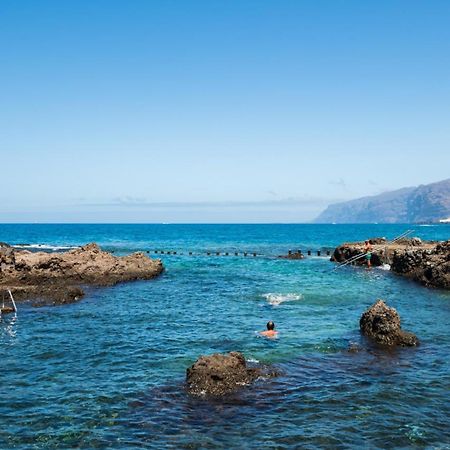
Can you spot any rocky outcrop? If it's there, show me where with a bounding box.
[331,238,386,267]
[391,240,450,289]
[0,243,163,306]
[332,237,449,289]
[360,300,419,347]
[278,251,304,260]
[186,352,266,396]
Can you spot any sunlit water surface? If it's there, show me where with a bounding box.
[1,224,449,448]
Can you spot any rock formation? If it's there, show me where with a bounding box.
[331,238,449,289]
[360,300,419,347]
[391,240,450,289]
[0,243,163,306]
[186,352,265,396]
[278,251,304,260]
[331,238,387,267]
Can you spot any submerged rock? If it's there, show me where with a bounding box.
[0,243,163,306]
[0,305,15,315]
[186,352,265,396]
[278,251,304,260]
[360,300,419,347]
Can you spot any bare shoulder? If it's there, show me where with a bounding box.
[260,330,278,338]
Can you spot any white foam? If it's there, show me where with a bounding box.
[246,358,260,363]
[376,264,391,271]
[13,244,78,251]
[262,293,302,306]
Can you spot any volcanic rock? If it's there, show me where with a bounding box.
[0,243,163,306]
[391,240,450,289]
[331,237,449,289]
[278,251,304,260]
[360,300,419,347]
[186,352,264,396]
[331,238,387,267]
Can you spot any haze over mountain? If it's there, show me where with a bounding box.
[315,179,450,224]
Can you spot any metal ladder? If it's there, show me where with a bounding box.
[0,289,17,318]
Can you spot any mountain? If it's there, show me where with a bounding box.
[315,179,450,223]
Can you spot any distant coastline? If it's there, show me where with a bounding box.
[315,178,450,224]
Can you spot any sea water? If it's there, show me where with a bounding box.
[0,224,449,448]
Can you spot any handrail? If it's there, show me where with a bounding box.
[8,289,17,312]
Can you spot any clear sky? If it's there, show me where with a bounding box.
[1,0,449,222]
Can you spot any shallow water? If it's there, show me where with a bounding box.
[1,224,449,448]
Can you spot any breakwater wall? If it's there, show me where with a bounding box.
[140,248,334,258]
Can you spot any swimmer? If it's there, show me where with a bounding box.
[260,321,278,338]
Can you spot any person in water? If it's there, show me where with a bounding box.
[364,240,372,268]
[260,321,278,338]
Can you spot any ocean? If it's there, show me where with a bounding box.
[1,224,449,448]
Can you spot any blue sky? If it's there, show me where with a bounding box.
[1,0,449,222]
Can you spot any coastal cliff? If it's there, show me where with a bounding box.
[0,243,163,306]
[331,238,449,289]
[315,178,450,223]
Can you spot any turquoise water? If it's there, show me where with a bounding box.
[1,224,449,448]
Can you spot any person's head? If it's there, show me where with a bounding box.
[267,321,275,331]
[365,240,369,244]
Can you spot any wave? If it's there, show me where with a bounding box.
[246,358,260,363]
[262,292,303,306]
[12,244,78,251]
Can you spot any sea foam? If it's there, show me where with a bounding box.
[13,244,78,251]
[262,293,303,306]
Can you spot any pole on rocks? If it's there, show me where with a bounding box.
[8,290,17,313]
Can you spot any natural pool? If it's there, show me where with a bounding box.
[1,224,449,448]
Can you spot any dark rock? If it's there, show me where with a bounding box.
[186,352,264,396]
[391,240,450,289]
[347,342,364,353]
[0,242,164,306]
[367,238,387,245]
[278,251,304,260]
[395,237,424,246]
[331,238,449,289]
[331,239,385,267]
[29,286,86,307]
[0,305,15,315]
[360,299,419,347]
